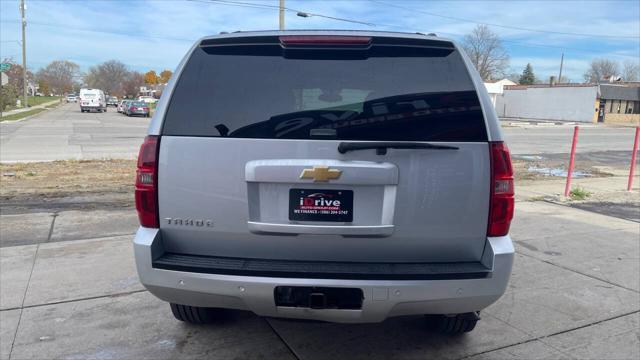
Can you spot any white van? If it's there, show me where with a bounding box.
[79,88,107,113]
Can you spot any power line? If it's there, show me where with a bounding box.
[416,26,638,58]
[371,0,640,39]
[189,0,376,26]
[187,0,279,11]
[1,4,637,60]
[1,18,636,59]
[1,20,194,43]
[185,0,638,57]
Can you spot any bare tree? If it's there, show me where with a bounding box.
[461,25,509,81]
[583,59,620,83]
[36,60,80,95]
[122,72,145,98]
[84,60,130,96]
[622,60,640,82]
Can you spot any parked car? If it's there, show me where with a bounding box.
[122,100,136,114]
[133,31,515,334]
[117,100,128,113]
[79,88,106,113]
[65,94,77,103]
[138,96,158,104]
[125,101,150,117]
[106,96,119,107]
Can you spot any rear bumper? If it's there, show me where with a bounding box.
[133,228,514,323]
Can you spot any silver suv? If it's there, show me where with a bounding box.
[133,31,514,334]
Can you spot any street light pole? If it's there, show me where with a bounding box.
[279,0,284,30]
[20,0,28,107]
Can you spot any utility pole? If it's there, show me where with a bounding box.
[20,0,28,108]
[279,0,285,30]
[558,53,564,84]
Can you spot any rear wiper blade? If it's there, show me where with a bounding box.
[338,142,459,155]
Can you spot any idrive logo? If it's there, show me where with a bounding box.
[299,193,341,209]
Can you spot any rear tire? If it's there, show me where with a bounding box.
[426,312,480,335]
[170,303,221,324]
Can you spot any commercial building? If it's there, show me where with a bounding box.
[495,83,640,124]
[597,84,640,124]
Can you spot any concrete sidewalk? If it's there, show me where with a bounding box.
[0,201,638,359]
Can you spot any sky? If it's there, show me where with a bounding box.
[0,0,639,82]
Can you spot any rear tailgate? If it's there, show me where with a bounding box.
[156,35,491,263]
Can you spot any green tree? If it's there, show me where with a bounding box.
[0,84,18,110]
[518,63,536,85]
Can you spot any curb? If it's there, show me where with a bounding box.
[504,121,597,128]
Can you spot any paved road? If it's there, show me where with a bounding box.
[0,103,149,162]
[0,104,637,162]
[503,125,637,155]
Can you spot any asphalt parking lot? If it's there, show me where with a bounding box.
[1,105,639,359]
[1,200,638,359]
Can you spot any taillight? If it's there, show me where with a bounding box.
[143,107,149,111]
[488,142,514,236]
[135,136,159,227]
[279,35,372,45]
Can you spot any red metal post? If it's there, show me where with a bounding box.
[564,126,580,197]
[627,127,639,191]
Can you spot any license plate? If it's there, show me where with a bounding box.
[289,189,353,222]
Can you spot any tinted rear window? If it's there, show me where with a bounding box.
[163,38,487,141]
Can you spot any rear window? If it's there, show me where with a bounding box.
[163,37,487,141]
